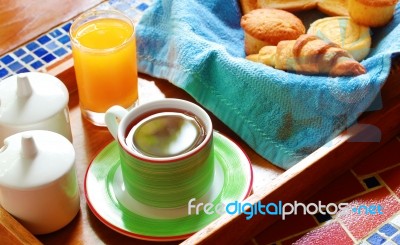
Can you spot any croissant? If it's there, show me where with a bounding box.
[247,34,366,76]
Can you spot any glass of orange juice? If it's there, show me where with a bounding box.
[69,10,138,126]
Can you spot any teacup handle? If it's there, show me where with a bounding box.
[105,106,128,140]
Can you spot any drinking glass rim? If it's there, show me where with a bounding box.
[69,9,135,54]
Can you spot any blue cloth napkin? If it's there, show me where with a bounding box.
[136,0,400,169]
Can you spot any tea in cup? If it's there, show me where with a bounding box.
[105,99,214,208]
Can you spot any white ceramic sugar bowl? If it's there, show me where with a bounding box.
[0,72,72,144]
[0,130,80,234]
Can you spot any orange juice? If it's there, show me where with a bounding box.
[70,12,138,125]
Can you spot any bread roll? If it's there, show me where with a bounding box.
[257,0,318,12]
[307,17,371,61]
[348,0,398,27]
[240,8,305,55]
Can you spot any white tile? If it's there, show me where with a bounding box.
[390,214,400,228]
[383,240,396,245]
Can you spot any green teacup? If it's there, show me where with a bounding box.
[105,99,214,208]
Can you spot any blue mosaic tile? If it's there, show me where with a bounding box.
[123,9,138,18]
[26,42,39,51]
[361,214,400,245]
[41,53,56,63]
[57,35,70,45]
[379,223,398,237]
[0,68,9,78]
[363,176,381,189]
[16,67,30,74]
[136,2,149,11]
[392,234,400,244]
[109,0,128,4]
[9,61,23,72]
[113,3,131,11]
[33,48,48,58]
[14,48,26,57]
[30,60,44,69]
[314,212,332,223]
[37,35,51,44]
[1,54,14,65]
[54,47,68,57]
[46,41,59,50]
[21,54,34,64]
[62,22,72,33]
[49,29,63,38]
[367,233,386,245]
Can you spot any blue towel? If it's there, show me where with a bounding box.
[136,0,400,169]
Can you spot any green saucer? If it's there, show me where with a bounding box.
[84,131,253,241]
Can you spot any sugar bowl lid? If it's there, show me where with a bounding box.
[0,72,69,125]
[0,130,75,190]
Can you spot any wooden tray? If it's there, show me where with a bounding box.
[1,55,399,244]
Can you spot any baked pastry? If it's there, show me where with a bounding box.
[246,46,277,66]
[239,0,258,14]
[240,8,306,55]
[348,0,398,27]
[307,16,371,61]
[257,0,318,12]
[247,34,366,76]
[317,0,349,16]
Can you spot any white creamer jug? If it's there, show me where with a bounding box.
[0,130,80,234]
[0,72,72,143]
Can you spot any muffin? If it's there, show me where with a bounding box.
[240,8,306,55]
[348,0,398,27]
[307,16,371,61]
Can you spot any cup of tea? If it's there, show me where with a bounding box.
[69,9,138,126]
[105,98,214,208]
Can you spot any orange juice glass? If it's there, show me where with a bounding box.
[70,10,138,126]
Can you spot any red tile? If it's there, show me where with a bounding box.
[353,138,400,176]
[307,171,365,205]
[336,187,400,240]
[254,213,317,244]
[380,165,400,198]
[281,234,306,245]
[292,221,353,245]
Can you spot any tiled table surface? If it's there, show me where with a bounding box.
[0,0,153,80]
[253,136,400,245]
[1,1,400,244]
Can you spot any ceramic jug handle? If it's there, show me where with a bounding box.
[105,106,128,140]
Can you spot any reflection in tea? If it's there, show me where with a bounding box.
[126,112,206,157]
